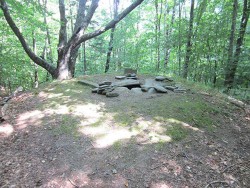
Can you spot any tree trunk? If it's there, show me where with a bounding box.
[164,0,176,69]
[182,0,194,79]
[154,0,162,71]
[224,0,249,90]
[105,0,119,73]
[83,42,87,74]
[32,31,38,88]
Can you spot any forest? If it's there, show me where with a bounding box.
[0,0,249,99]
[1,1,250,187]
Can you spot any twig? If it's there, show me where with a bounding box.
[68,178,79,188]
[205,181,229,188]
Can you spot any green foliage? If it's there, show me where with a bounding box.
[0,0,249,99]
[166,125,189,141]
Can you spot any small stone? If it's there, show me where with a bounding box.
[99,85,111,89]
[164,86,177,91]
[92,88,99,93]
[41,160,45,163]
[112,169,117,174]
[155,76,166,81]
[115,76,126,80]
[174,88,187,93]
[106,92,119,97]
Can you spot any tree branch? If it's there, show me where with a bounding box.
[75,0,144,47]
[0,0,56,76]
[73,0,87,34]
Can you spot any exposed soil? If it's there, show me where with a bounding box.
[0,74,249,188]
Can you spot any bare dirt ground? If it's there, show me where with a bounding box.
[0,74,250,188]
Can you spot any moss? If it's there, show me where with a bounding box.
[166,125,189,141]
[53,115,80,138]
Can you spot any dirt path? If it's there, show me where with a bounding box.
[0,75,249,188]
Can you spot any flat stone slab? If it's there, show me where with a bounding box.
[78,80,99,88]
[113,80,141,87]
[99,81,112,86]
[115,76,126,80]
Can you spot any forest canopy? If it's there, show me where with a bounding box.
[0,0,249,96]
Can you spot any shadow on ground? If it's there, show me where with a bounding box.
[0,77,249,188]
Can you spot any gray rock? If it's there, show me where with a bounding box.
[155,76,166,81]
[126,76,137,80]
[141,85,152,92]
[114,87,130,93]
[115,76,126,80]
[164,86,177,91]
[148,88,157,94]
[174,88,187,93]
[154,85,168,93]
[99,81,112,86]
[78,80,99,88]
[99,85,111,89]
[102,88,114,95]
[106,92,119,97]
[131,88,143,94]
[91,88,99,93]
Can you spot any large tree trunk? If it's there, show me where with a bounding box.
[224,0,250,90]
[182,0,195,79]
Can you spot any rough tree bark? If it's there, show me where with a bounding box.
[0,0,145,80]
[105,0,119,73]
[182,0,194,79]
[224,0,250,91]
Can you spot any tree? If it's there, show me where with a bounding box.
[105,0,119,73]
[224,0,250,91]
[182,0,194,79]
[0,0,145,80]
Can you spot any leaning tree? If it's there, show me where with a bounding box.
[0,0,144,80]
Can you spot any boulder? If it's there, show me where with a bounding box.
[155,76,166,81]
[131,88,143,94]
[148,88,157,94]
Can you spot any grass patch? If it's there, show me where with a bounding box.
[166,125,189,141]
[113,141,122,150]
[113,112,137,127]
[53,115,80,138]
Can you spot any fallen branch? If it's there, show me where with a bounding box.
[68,178,79,188]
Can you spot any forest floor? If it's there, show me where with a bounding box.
[0,74,250,188]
